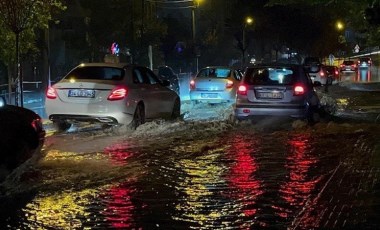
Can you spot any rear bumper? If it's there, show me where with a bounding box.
[189,90,235,103]
[234,104,307,119]
[49,113,132,125]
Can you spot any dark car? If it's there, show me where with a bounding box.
[357,57,372,68]
[155,66,180,95]
[234,64,322,123]
[324,65,340,84]
[340,60,357,72]
[0,96,45,176]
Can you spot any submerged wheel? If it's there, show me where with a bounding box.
[53,120,72,132]
[129,103,145,130]
[171,98,181,119]
[306,106,321,124]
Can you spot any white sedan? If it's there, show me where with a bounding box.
[45,63,181,132]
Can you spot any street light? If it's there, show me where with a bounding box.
[336,20,345,57]
[242,16,253,67]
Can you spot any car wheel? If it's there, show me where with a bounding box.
[306,106,320,124]
[53,120,72,132]
[171,98,181,119]
[129,103,145,130]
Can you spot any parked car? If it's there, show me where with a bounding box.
[45,63,181,132]
[357,57,372,68]
[0,96,45,175]
[324,65,340,84]
[154,66,180,95]
[189,66,242,104]
[340,60,357,72]
[233,64,322,123]
[303,56,328,85]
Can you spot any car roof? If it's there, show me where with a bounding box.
[75,62,134,69]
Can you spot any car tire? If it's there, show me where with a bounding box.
[306,106,320,124]
[129,103,145,130]
[171,98,181,119]
[53,120,72,132]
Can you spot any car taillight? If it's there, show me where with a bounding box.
[46,86,57,99]
[320,70,325,77]
[190,80,195,90]
[334,70,339,75]
[108,86,128,101]
[237,85,247,95]
[31,118,43,131]
[226,80,234,89]
[294,84,305,95]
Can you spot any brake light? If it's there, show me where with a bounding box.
[320,70,325,77]
[190,80,195,90]
[294,84,305,95]
[226,80,234,89]
[46,86,57,99]
[108,86,128,100]
[237,85,247,95]
[31,118,42,131]
[334,69,339,75]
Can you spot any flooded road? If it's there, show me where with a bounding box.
[1,83,380,229]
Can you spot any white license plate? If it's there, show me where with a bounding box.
[258,92,283,99]
[68,89,95,98]
[201,93,217,98]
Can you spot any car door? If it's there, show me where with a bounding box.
[140,67,175,118]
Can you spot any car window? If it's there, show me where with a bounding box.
[197,68,231,78]
[66,66,124,80]
[244,67,296,85]
[133,69,145,84]
[145,68,160,84]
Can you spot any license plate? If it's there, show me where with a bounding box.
[68,89,95,98]
[201,93,217,98]
[257,92,283,99]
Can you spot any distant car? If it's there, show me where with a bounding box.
[155,66,180,95]
[324,65,340,84]
[189,66,242,104]
[234,64,322,123]
[0,96,45,174]
[45,63,181,132]
[340,60,357,72]
[357,57,372,68]
[303,57,328,85]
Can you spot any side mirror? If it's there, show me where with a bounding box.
[0,96,7,107]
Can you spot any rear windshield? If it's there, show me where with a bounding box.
[244,67,296,85]
[197,68,231,78]
[343,61,354,65]
[65,66,125,80]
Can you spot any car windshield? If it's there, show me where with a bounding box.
[197,68,231,78]
[65,66,125,80]
[244,67,296,85]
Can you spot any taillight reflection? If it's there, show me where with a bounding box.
[46,86,57,99]
[108,86,128,101]
[237,85,247,95]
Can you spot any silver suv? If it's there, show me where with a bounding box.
[234,64,321,123]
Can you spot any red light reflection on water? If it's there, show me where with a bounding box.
[225,134,262,218]
[277,133,321,217]
[104,143,134,165]
[101,182,138,229]
[357,69,371,82]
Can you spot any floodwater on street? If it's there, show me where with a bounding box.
[1,79,380,229]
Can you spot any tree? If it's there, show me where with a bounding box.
[0,0,65,106]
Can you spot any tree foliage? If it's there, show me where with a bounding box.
[0,0,66,67]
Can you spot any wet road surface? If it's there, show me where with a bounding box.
[1,83,380,229]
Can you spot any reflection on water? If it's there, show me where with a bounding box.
[357,68,372,82]
[0,128,351,229]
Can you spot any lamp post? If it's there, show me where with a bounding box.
[242,16,253,67]
[192,0,202,73]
